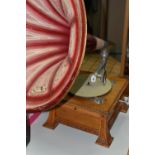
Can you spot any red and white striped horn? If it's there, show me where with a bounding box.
[26,0,87,112]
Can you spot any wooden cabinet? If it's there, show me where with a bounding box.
[44,76,128,147]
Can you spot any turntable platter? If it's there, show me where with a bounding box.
[70,73,112,98]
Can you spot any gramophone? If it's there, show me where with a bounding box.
[26,0,128,147]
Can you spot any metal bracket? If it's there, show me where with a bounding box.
[91,97,104,104]
[119,96,129,105]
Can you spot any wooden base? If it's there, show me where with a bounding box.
[43,77,129,147]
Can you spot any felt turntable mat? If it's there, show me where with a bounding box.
[70,73,112,97]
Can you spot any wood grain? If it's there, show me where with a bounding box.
[44,74,129,147]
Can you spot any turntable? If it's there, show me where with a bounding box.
[26,0,129,147]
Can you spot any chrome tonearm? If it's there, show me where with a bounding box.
[88,42,110,85]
